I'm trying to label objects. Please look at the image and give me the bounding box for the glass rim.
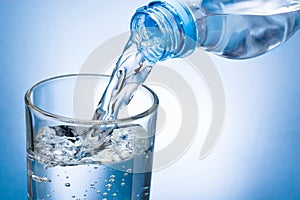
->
[25,73,159,125]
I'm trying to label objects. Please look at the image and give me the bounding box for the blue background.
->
[0,1,299,199]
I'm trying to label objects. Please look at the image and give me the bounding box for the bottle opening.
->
[130,1,198,61]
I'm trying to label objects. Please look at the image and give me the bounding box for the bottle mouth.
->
[130,1,198,61]
[130,2,171,62]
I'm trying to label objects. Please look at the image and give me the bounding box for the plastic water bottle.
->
[130,0,300,61]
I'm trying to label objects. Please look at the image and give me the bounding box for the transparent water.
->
[27,160,152,200]
[28,125,154,200]
[93,40,154,121]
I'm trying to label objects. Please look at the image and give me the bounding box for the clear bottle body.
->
[187,0,300,58]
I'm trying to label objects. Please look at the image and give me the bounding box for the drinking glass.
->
[25,74,158,200]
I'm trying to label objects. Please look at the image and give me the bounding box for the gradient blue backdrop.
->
[0,1,299,199]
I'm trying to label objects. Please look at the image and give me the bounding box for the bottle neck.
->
[130,0,198,62]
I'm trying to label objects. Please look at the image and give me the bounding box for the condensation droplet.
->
[112,193,117,197]
[127,169,132,173]
[123,173,128,176]
[97,190,101,194]
[103,192,108,196]
[121,182,125,187]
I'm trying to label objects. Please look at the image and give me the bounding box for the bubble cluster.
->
[34,125,151,168]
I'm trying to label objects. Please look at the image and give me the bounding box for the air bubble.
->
[65,183,71,187]
[143,186,149,190]
[32,174,51,183]
[106,183,112,190]
[109,179,115,183]
[110,175,115,179]
[103,192,108,196]
[28,171,51,183]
